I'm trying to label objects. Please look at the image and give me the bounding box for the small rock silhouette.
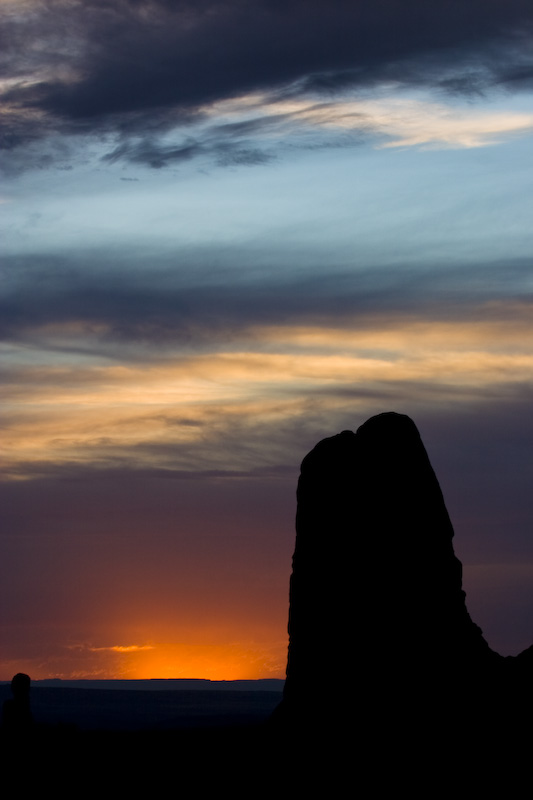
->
[2,673,33,736]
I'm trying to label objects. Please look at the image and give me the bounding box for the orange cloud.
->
[4,314,533,476]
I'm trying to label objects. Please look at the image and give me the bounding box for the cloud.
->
[2,0,532,170]
[3,278,532,481]
[92,91,533,169]
[2,254,532,351]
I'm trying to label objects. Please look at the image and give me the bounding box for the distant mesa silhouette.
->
[274,412,533,740]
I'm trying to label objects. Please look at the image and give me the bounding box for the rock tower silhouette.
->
[277,412,533,740]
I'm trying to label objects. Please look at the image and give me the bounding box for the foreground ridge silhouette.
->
[274,412,533,744]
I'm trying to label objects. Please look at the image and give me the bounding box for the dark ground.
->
[0,683,288,792]
[0,682,527,793]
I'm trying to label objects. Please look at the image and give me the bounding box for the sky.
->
[1,0,533,681]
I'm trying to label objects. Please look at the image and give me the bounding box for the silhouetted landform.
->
[1,673,33,735]
[274,412,533,751]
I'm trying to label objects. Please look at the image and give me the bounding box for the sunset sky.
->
[2,0,533,680]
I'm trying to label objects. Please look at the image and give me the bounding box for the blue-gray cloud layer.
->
[2,252,531,350]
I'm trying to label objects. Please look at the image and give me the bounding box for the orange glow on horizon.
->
[0,640,288,682]
[115,642,286,681]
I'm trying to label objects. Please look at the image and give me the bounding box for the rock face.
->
[278,412,532,736]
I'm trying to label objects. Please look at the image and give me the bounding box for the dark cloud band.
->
[2,254,532,349]
[2,0,532,161]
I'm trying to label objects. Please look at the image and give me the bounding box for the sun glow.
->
[8,641,287,682]
[114,642,286,681]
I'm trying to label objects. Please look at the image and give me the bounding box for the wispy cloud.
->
[205,91,533,149]
[97,91,533,170]
[4,307,533,477]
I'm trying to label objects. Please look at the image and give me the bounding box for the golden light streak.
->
[3,317,533,475]
[205,92,533,150]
